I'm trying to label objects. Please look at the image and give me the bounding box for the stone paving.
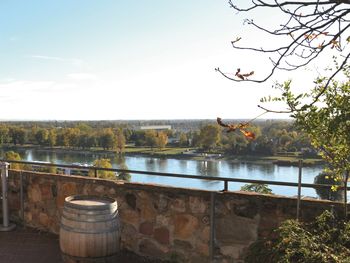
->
[0,226,62,263]
[0,226,167,263]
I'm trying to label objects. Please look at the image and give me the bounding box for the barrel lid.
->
[64,195,117,210]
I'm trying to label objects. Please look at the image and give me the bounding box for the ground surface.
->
[0,226,166,263]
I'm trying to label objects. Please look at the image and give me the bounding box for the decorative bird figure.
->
[217,117,255,140]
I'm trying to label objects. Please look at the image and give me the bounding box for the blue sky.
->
[0,1,324,120]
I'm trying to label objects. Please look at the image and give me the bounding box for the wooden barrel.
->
[60,195,120,263]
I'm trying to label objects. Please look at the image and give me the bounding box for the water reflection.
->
[157,158,168,170]
[0,147,325,197]
[196,161,219,177]
[145,158,156,171]
[114,155,131,181]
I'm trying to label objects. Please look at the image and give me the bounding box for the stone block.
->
[156,215,170,226]
[139,221,154,236]
[139,239,167,257]
[39,212,49,227]
[170,198,186,213]
[121,224,138,250]
[200,226,210,243]
[120,209,140,227]
[29,185,41,203]
[189,196,207,214]
[56,182,77,208]
[216,215,258,245]
[140,203,157,221]
[125,193,137,209]
[174,214,199,240]
[154,227,170,245]
[220,244,246,259]
[41,184,52,200]
[94,185,105,194]
[174,239,193,250]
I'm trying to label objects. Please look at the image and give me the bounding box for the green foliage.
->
[198,124,221,151]
[115,128,126,154]
[240,183,273,194]
[88,158,116,180]
[314,171,343,201]
[179,132,188,147]
[115,155,131,181]
[156,131,168,150]
[4,151,22,170]
[145,130,158,149]
[245,210,350,263]
[267,66,350,214]
[0,125,10,145]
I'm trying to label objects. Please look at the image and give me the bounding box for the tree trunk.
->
[344,171,349,220]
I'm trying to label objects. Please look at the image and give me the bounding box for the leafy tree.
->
[99,128,116,150]
[222,132,248,155]
[4,151,22,170]
[179,132,188,147]
[9,127,26,145]
[156,131,168,150]
[275,69,350,216]
[254,135,276,155]
[48,129,57,147]
[77,133,89,149]
[35,128,49,145]
[115,128,126,154]
[0,125,9,145]
[145,130,158,149]
[88,158,115,180]
[314,171,343,202]
[198,124,221,151]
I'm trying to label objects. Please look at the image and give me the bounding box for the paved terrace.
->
[0,226,165,263]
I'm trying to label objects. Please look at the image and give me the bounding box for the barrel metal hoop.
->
[63,206,118,216]
[60,222,120,234]
[61,210,119,223]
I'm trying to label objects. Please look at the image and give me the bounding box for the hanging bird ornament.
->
[235,68,254,80]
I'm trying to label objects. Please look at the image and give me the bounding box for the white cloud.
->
[67,73,97,81]
[29,55,83,67]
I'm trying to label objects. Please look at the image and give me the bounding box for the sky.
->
[0,0,335,120]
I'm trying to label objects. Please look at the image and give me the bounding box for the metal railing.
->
[0,159,348,262]
[1,159,349,192]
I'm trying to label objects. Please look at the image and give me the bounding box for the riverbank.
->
[0,144,324,166]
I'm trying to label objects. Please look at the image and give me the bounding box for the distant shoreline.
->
[0,144,324,167]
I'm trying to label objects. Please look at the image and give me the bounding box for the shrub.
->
[245,210,350,263]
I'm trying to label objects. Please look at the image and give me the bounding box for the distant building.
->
[140,125,171,131]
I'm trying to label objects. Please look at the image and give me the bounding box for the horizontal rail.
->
[1,159,349,190]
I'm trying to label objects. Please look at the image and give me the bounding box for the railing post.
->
[94,168,98,178]
[20,171,24,222]
[223,180,228,192]
[296,160,303,221]
[209,192,216,262]
[0,162,16,231]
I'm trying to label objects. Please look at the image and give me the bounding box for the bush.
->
[245,210,350,263]
[314,171,343,201]
[240,183,273,194]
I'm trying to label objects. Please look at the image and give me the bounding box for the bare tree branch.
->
[219,0,350,89]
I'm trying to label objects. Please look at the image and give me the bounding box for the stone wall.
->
[4,170,345,262]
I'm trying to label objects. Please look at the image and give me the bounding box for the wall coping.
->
[9,169,345,207]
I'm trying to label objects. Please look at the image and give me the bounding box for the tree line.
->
[0,120,314,156]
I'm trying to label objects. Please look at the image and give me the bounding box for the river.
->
[0,148,326,198]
